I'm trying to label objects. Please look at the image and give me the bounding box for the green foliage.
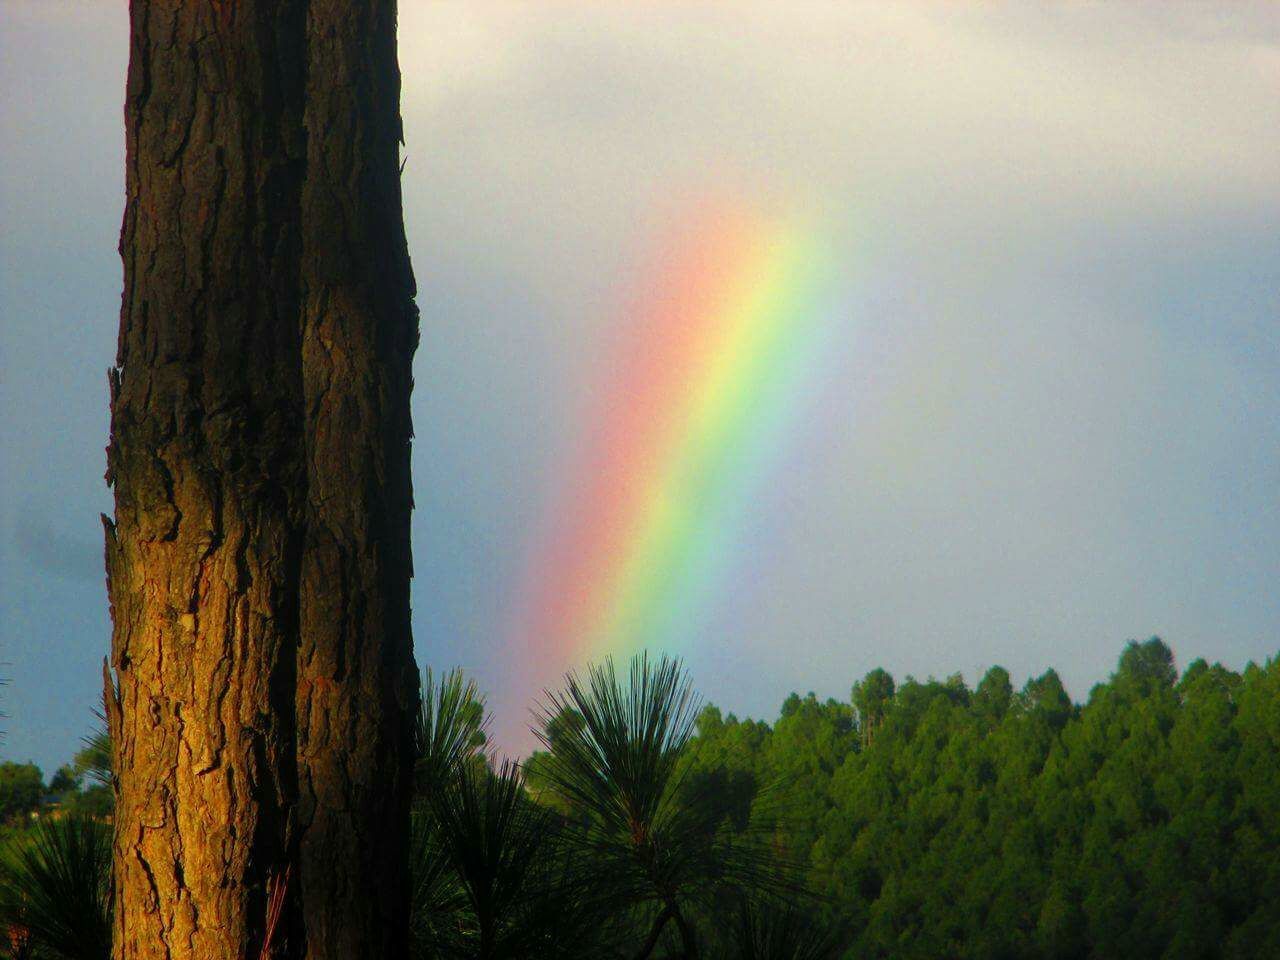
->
[0,764,44,823]
[416,668,488,795]
[533,654,701,868]
[0,816,111,960]
[973,666,1012,722]
[689,638,1280,959]
[531,654,783,956]
[417,759,606,959]
[712,897,848,960]
[410,669,626,959]
[410,655,822,959]
[408,807,467,954]
[60,787,112,821]
[45,769,77,798]
[11,641,1277,960]
[71,727,111,789]
[851,669,894,748]
[32,721,116,821]
[522,707,588,820]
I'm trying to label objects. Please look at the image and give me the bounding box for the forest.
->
[2,637,1276,959]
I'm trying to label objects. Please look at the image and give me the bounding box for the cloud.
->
[399,1,1280,267]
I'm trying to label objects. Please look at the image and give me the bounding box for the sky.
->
[2,1,1278,771]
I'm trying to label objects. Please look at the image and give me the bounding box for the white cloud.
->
[399,0,1280,267]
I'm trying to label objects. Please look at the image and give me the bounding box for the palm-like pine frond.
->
[534,655,698,850]
[420,759,621,959]
[72,717,111,788]
[416,668,488,795]
[431,760,548,953]
[408,807,469,959]
[716,896,848,960]
[0,816,111,960]
[532,654,809,958]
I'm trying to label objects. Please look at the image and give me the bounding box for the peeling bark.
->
[107,2,416,958]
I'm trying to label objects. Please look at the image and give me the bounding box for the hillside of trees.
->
[2,638,1277,959]
[672,638,1280,958]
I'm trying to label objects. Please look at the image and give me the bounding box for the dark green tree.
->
[534,655,797,959]
[0,763,43,822]
[851,669,895,748]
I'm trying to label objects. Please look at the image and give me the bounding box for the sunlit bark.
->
[106,3,416,958]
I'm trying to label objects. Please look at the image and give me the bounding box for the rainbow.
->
[509,201,849,679]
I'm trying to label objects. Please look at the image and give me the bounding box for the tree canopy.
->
[691,639,1280,958]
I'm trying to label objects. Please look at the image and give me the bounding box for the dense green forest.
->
[671,639,1280,958]
[2,638,1278,959]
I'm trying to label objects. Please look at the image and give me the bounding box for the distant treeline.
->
[643,639,1280,958]
[0,730,111,825]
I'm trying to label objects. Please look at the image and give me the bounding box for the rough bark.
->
[107,3,308,957]
[106,2,417,959]
[294,1,419,958]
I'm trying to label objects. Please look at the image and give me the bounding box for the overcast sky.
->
[2,2,1278,771]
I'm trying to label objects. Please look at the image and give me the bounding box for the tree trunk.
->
[294,1,419,958]
[106,4,308,957]
[106,2,417,958]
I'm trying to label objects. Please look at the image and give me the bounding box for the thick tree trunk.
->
[106,2,417,959]
[294,2,419,958]
[106,4,308,957]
